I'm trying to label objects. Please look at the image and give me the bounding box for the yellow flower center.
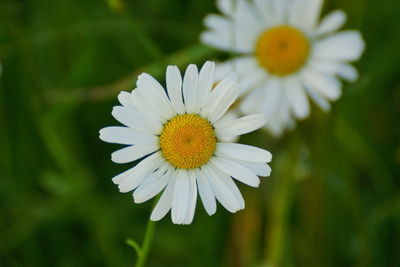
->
[159,114,216,169]
[255,25,310,76]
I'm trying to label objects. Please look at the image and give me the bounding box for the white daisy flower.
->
[201,0,365,136]
[99,61,272,225]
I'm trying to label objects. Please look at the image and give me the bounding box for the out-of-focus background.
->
[1,0,399,266]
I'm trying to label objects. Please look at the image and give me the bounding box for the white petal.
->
[203,164,244,213]
[309,60,359,82]
[238,160,271,177]
[197,168,217,215]
[215,57,265,95]
[336,63,358,82]
[214,111,240,142]
[99,126,157,145]
[215,114,266,138]
[254,0,278,26]
[217,0,234,15]
[201,76,238,124]
[240,87,264,114]
[150,173,176,221]
[212,157,260,187]
[117,152,162,192]
[133,166,171,204]
[313,31,365,62]
[112,106,162,134]
[118,91,134,106]
[239,69,268,96]
[302,68,342,100]
[284,76,310,119]
[171,170,195,224]
[316,10,347,36]
[201,15,235,52]
[273,0,289,24]
[111,144,158,164]
[217,143,272,163]
[289,0,323,32]
[130,90,161,121]
[301,74,331,111]
[260,77,283,118]
[184,170,198,224]
[136,73,175,121]
[166,65,185,114]
[197,61,215,108]
[182,64,199,113]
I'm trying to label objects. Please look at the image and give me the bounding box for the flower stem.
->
[134,218,156,267]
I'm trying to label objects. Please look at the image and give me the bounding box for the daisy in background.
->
[201,0,365,136]
[99,61,272,225]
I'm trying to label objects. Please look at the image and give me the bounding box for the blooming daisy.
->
[201,0,365,135]
[99,61,272,225]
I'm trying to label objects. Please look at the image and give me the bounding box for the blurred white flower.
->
[99,61,272,225]
[201,0,365,136]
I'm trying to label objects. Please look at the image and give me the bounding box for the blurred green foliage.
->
[0,0,399,266]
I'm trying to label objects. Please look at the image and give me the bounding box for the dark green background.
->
[1,0,399,266]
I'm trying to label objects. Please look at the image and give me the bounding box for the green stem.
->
[264,141,298,266]
[135,218,156,267]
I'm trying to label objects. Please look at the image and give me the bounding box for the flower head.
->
[201,0,365,136]
[99,61,272,224]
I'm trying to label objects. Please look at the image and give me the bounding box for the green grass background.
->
[0,0,399,266]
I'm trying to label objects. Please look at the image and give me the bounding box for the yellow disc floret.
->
[159,114,216,169]
[256,25,310,76]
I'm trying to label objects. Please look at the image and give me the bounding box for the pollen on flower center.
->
[256,25,310,76]
[159,114,216,169]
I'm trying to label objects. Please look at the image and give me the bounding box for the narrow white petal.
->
[260,78,283,118]
[313,31,365,62]
[99,126,157,145]
[254,0,278,26]
[197,61,215,108]
[197,168,217,215]
[337,63,358,82]
[215,56,258,81]
[215,114,266,138]
[316,10,347,36]
[150,173,176,221]
[217,0,234,15]
[234,0,265,35]
[182,64,199,113]
[111,144,158,164]
[166,65,185,114]
[273,0,289,24]
[309,60,359,82]
[214,112,240,142]
[240,87,264,114]
[133,166,171,204]
[184,170,197,224]
[290,0,323,32]
[200,30,235,52]
[217,143,272,163]
[117,152,162,192]
[302,68,342,100]
[203,164,244,213]
[136,73,175,121]
[112,106,162,134]
[171,170,191,224]
[301,72,331,111]
[118,91,134,106]
[284,76,310,119]
[201,77,238,124]
[130,90,161,121]
[239,69,267,96]
[238,161,271,177]
[212,157,260,187]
